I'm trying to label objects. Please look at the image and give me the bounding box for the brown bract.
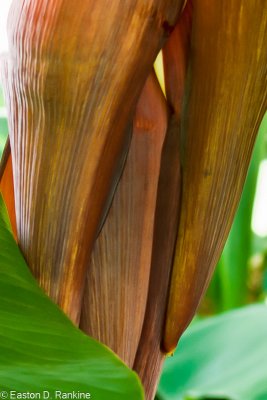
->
[2,0,266,396]
[80,71,168,368]
[163,0,267,353]
[1,0,184,324]
[133,115,181,399]
[132,3,192,397]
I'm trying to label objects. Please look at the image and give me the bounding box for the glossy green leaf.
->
[157,304,267,400]
[0,195,144,399]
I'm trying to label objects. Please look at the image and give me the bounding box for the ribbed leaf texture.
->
[1,0,184,324]
[80,72,168,368]
[163,0,267,352]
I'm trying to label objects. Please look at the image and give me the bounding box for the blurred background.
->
[1,3,267,399]
[0,0,10,157]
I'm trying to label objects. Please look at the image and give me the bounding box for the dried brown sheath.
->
[164,1,267,353]
[1,0,184,323]
[133,115,181,399]
[133,5,192,398]
[80,72,168,368]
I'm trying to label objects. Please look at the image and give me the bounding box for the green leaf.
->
[0,195,144,399]
[157,304,267,400]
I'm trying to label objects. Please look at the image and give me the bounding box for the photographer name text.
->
[0,391,91,400]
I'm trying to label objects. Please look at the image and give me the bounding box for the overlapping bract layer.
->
[1,1,267,399]
[1,0,184,324]
[163,0,267,352]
